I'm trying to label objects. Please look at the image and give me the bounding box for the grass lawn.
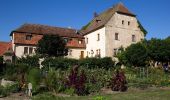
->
[62,88,170,100]
[65,89,170,100]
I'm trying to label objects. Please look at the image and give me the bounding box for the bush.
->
[111,70,128,92]
[65,66,88,96]
[42,57,78,70]
[7,82,20,93]
[0,86,10,97]
[17,55,39,67]
[79,57,114,69]
[27,68,41,94]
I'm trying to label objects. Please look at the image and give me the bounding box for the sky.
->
[0,0,170,42]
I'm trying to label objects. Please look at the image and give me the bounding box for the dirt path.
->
[0,93,30,100]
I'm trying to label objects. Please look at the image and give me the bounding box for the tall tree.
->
[118,42,149,67]
[147,38,170,63]
[36,35,68,57]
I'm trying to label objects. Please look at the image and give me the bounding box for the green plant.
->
[17,55,39,67]
[0,86,10,97]
[42,57,78,70]
[79,57,114,69]
[27,68,41,94]
[36,34,68,57]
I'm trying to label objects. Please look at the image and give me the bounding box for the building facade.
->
[10,24,86,59]
[81,3,144,58]
[10,3,145,60]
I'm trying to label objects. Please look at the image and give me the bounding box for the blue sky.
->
[0,0,170,42]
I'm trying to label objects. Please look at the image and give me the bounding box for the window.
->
[78,40,82,44]
[91,50,94,57]
[86,38,88,44]
[96,50,98,55]
[26,35,32,40]
[132,35,136,42]
[115,33,119,40]
[29,47,33,54]
[97,34,100,41]
[128,21,130,26]
[122,20,124,25]
[113,49,117,56]
[24,47,28,54]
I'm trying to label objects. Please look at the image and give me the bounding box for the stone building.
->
[9,3,145,60]
[10,24,86,59]
[81,3,144,58]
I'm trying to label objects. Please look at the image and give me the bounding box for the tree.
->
[123,42,148,67]
[36,35,68,57]
[147,38,170,63]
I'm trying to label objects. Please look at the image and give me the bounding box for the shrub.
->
[0,86,10,97]
[111,70,128,92]
[17,55,39,67]
[27,68,41,94]
[79,57,114,69]
[7,82,20,93]
[65,66,88,96]
[42,57,78,70]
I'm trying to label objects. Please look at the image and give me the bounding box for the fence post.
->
[143,67,145,78]
[49,62,51,71]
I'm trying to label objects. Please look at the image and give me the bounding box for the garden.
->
[0,35,170,100]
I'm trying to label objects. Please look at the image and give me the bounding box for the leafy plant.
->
[65,66,88,95]
[27,68,41,94]
[42,57,78,70]
[111,70,128,92]
[17,55,39,67]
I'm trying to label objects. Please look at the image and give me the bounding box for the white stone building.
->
[81,3,145,58]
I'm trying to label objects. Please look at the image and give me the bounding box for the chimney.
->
[94,12,98,18]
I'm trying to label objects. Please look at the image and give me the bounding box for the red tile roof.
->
[0,42,12,56]
[11,24,84,38]
[81,3,135,35]
[14,33,43,45]
[12,24,86,48]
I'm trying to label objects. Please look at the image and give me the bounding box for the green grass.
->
[32,88,170,100]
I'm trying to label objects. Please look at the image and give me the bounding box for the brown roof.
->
[13,32,86,48]
[0,42,12,56]
[11,24,84,38]
[13,33,43,45]
[81,3,135,35]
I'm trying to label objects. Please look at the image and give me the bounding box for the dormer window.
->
[96,19,101,23]
[26,35,32,40]
[78,40,82,44]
